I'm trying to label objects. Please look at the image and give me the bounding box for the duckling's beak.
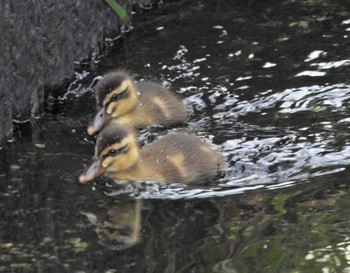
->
[79,159,105,184]
[87,107,111,135]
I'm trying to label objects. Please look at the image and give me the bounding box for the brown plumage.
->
[80,123,226,184]
[87,71,188,135]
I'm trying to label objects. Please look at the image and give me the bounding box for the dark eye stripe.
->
[110,88,129,102]
[102,145,128,159]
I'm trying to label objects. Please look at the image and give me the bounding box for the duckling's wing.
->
[136,82,188,126]
[141,133,226,184]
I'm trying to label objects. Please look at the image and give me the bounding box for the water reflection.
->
[81,198,142,250]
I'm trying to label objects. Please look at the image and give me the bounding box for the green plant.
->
[105,0,130,23]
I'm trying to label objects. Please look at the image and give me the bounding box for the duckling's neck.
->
[112,157,164,182]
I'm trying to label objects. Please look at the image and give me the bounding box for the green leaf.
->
[105,0,130,22]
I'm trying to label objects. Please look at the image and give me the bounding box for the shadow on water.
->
[1,0,350,272]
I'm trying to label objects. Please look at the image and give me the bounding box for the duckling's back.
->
[141,133,226,184]
[133,82,188,127]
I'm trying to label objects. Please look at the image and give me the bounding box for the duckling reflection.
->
[80,123,227,184]
[87,71,188,135]
[81,198,142,250]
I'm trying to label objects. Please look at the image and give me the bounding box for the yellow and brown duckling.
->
[80,123,226,184]
[87,71,188,135]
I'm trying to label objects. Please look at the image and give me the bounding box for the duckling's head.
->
[87,71,138,135]
[80,123,140,184]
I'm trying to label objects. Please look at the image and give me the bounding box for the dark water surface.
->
[1,0,350,272]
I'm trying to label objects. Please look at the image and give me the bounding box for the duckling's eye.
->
[104,145,128,159]
[111,88,128,102]
[108,145,128,157]
[109,149,117,156]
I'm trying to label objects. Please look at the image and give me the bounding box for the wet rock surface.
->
[0,0,156,143]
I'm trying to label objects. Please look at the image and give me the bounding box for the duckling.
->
[80,123,226,184]
[87,71,188,135]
